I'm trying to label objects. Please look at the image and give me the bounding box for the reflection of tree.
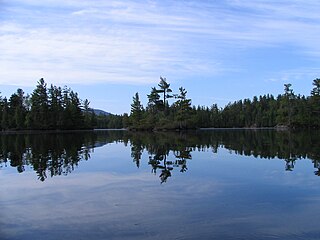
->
[148,147,192,183]
[1,129,320,181]
[285,157,296,171]
[312,160,320,176]
[127,129,320,180]
[145,148,191,183]
[0,130,126,181]
[148,147,172,183]
[174,148,191,173]
[149,155,173,184]
[160,168,172,183]
[131,141,143,168]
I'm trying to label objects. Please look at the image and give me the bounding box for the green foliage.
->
[130,92,144,128]
[28,78,49,129]
[157,76,173,111]
[0,78,97,130]
[147,87,161,113]
[127,78,320,130]
[1,98,9,130]
[310,79,320,127]
[174,87,192,129]
[128,77,193,130]
[0,77,319,131]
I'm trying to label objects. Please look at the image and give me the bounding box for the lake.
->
[1,129,320,240]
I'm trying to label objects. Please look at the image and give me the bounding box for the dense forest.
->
[0,78,122,130]
[127,77,320,130]
[1,77,319,131]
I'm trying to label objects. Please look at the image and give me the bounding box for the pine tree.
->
[130,92,143,127]
[9,89,26,129]
[1,98,9,130]
[157,76,173,112]
[83,99,92,128]
[147,87,161,113]
[29,78,49,129]
[48,85,63,129]
[175,87,191,129]
[310,78,320,127]
[277,83,295,127]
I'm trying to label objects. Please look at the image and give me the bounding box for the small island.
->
[126,77,320,130]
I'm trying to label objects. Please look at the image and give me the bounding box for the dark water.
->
[1,129,320,240]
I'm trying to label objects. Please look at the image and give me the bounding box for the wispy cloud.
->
[1,0,320,87]
[267,67,320,83]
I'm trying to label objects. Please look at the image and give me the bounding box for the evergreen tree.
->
[157,76,173,112]
[147,87,161,113]
[175,87,192,129]
[284,83,295,126]
[310,78,320,127]
[311,78,320,96]
[9,89,26,129]
[69,90,84,128]
[28,78,49,129]
[277,83,295,127]
[210,104,221,127]
[130,92,143,127]
[48,85,63,129]
[1,98,9,130]
[83,99,92,128]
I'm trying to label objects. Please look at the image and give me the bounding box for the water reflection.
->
[0,129,320,182]
[148,147,191,183]
[0,131,124,181]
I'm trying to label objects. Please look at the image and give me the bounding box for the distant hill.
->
[91,109,111,116]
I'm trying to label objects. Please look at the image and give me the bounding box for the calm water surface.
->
[1,130,320,240]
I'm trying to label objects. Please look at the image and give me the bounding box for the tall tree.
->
[48,85,63,129]
[28,78,49,129]
[310,78,320,127]
[69,90,84,128]
[175,87,192,129]
[284,83,295,126]
[83,99,92,128]
[9,89,26,129]
[311,78,320,96]
[1,98,9,130]
[277,83,295,127]
[157,76,173,111]
[61,88,84,129]
[147,87,161,113]
[130,92,143,127]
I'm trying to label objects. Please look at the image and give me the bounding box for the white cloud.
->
[267,67,320,83]
[1,0,320,87]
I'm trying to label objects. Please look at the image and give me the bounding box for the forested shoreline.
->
[1,77,319,131]
[127,77,320,130]
[0,78,121,130]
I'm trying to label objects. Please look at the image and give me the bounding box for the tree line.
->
[128,77,320,129]
[1,77,319,131]
[0,78,123,130]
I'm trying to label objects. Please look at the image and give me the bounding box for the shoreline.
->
[0,128,130,135]
[2,126,313,135]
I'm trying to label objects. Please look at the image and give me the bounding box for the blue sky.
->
[1,0,320,114]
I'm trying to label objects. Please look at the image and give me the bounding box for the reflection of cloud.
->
[0,171,223,239]
[2,168,319,240]
[2,147,320,239]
